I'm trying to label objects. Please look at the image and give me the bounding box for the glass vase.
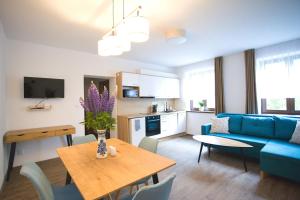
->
[96,129,108,159]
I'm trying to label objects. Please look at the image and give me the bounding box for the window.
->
[261,98,300,115]
[182,67,215,111]
[256,52,300,115]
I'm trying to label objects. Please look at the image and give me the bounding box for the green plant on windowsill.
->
[198,101,205,111]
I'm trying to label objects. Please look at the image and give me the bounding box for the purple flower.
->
[80,82,115,115]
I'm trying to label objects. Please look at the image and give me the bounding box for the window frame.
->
[261,98,300,115]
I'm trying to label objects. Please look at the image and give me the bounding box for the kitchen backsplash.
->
[117,98,176,116]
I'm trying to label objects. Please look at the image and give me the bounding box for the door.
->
[84,77,110,138]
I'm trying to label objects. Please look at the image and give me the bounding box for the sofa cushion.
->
[241,116,274,138]
[260,139,300,182]
[274,116,297,140]
[261,139,300,161]
[290,121,300,144]
[217,113,242,133]
[210,117,229,133]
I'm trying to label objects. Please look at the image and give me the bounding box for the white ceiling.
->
[0,0,300,67]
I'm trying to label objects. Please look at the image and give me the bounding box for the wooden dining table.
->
[56,138,176,200]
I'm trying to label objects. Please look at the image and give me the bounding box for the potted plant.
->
[198,100,204,111]
[80,82,115,158]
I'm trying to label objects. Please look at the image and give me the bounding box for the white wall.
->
[186,112,215,135]
[5,39,174,167]
[223,52,246,113]
[175,53,246,113]
[0,21,7,187]
[175,53,246,134]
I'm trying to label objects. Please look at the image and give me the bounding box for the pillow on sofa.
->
[210,117,229,133]
[217,113,242,133]
[290,121,300,144]
[241,116,274,138]
[274,116,297,140]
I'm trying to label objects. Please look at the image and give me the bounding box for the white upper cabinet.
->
[162,77,180,99]
[122,72,140,87]
[140,75,180,99]
[139,75,157,97]
[118,72,180,99]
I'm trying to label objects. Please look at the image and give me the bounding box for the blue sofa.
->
[201,113,300,183]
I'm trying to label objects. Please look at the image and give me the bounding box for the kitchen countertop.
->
[119,110,186,119]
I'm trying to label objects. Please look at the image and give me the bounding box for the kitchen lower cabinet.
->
[176,111,186,134]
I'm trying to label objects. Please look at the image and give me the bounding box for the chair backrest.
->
[73,134,97,145]
[138,137,158,153]
[20,162,54,200]
[133,174,176,200]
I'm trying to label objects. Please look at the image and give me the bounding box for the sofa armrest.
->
[201,123,211,135]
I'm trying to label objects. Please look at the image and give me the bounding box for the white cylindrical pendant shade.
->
[116,22,131,52]
[98,34,124,56]
[98,39,110,56]
[125,16,149,43]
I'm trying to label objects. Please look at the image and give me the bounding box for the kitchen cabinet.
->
[176,112,186,133]
[121,72,140,87]
[116,72,180,99]
[139,75,157,97]
[160,113,178,137]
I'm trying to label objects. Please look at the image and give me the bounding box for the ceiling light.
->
[165,28,187,45]
[125,15,149,43]
[98,1,149,56]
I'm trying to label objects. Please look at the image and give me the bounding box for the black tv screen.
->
[24,77,64,98]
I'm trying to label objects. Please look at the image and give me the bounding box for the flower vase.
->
[96,130,108,159]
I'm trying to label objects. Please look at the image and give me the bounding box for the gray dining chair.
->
[131,137,159,189]
[65,134,97,185]
[72,134,97,145]
[115,137,159,199]
[20,162,83,200]
[121,174,176,200]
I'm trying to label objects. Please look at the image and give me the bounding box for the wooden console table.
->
[3,125,75,181]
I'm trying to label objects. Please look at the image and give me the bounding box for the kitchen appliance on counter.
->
[151,104,158,113]
[145,115,161,136]
[123,86,139,98]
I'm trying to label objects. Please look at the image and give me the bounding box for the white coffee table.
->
[193,135,253,172]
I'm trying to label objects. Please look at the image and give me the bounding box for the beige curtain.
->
[245,49,258,114]
[214,57,225,114]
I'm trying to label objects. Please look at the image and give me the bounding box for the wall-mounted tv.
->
[24,77,64,98]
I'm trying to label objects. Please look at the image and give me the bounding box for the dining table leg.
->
[152,173,159,184]
[65,172,71,185]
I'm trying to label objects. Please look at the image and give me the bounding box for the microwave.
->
[123,87,139,98]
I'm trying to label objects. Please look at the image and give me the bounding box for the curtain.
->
[214,57,224,114]
[245,49,258,114]
[182,67,215,109]
[256,51,300,101]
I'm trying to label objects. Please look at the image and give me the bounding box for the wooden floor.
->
[1,135,300,200]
